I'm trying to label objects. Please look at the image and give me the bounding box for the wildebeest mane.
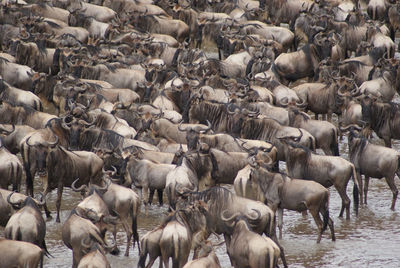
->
[369,102,394,132]
[81,128,124,153]
[186,186,234,215]
[189,101,228,130]
[240,118,278,141]
[348,131,369,163]
[35,39,47,55]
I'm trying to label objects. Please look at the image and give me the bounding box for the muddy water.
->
[12,134,393,268]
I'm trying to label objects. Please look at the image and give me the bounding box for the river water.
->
[4,133,395,268]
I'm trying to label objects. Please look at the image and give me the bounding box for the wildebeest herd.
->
[0,0,399,267]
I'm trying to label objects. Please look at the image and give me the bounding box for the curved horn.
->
[198,120,212,133]
[221,210,240,222]
[0,124,15,135]
[295,98,308,108]
[46,132,59,147]
[7,192,22,209]
[294,129,304,142]
[86,208,100,223]
[62,115,72,130]
[81,237,93,250]
[178,121,191,132]
[96,177,111,191]
[227,103,238,115]
[25,136,35,147]
[71,178,88,192]
[339,123,363,132]
[246,208,261,221]
[279,97,289,108]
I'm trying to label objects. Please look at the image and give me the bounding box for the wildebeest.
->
[77,240,111,268]
[240,117,316,163]
[159,200,211,268]
[165,150,214,209]
[221,212,281,268]
[62,208,114,268]
[126,155,176,210]
[360,96,400,147]
[344,126,400,210]
[0,79,43,110]
[182,187,287,268]
[0,238,43,268]
[0,101,57,129]
[39,144,104,222]
[182,239,222,268]
[102,178,141,256]
[138,227,163,268]
[5,193,49,267]
[274,32,333,81]
[281,140,359,219]
[0,136,24,191]
[234,163,335,242]
[292,80,347,121]
[287,108,339,155]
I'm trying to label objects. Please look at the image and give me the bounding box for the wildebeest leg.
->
[384,176,398,210]
[122,220,132,256]
[110,225,120,255]
[56,181,64,223]
[309,207,323,243]
[149,189,155,205]
[336,184,350,219]
[143,186,149,215]
[157,189,163,206]
[314,113,319,120]
[328,217,336,241]
[356,171,364,205]
[277,208,283,239]
[364,176,370,205]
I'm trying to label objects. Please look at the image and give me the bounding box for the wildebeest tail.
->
[332,128,339,156]
[260,251,271,268]
[21,143,33,196]
[131,201,140,253]
[397,155,400,173]
[173,234,180,268]
[42,240,52,258]
[351,164,360,215]
[137,240,147,268]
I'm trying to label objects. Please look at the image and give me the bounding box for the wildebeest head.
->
[6,192,45,211]
[220,209,261,235]
[25,134,59,177]
[312,32,333,60]
[178,120,212,150]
